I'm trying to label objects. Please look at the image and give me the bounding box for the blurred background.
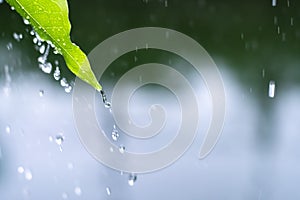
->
[1,0,300,199]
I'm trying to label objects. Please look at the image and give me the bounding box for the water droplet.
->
[287,0,290,7]
[273,16,278,25]
[272,0,277,7]
[291,17,294,26]
[49,136,53,142]
[106,187,111,196]
[128,174,137,186]
[39,90,44,97]
[55,134,64,151]
[74,187,82,196]
[64,85,72,93]
[0,0,3,4]
[6,42,13,50]
[67,162,74,170]
[134,56,138,62]
[268,80,276,98]
[24,169,33,181]
[262,69,265,78]
[13,32,23,42]
[17,166,25,174]
[53,67,60,80]
[145,43,148,49]
[111,129,119,141]
[282,32,286,41]
[10,6,15,10]
[60,78,68,87]
[5,125,11,134]
[119,145,125,154]
[39,62,52,74]
[164,0,168,7]
[62,192,68,199]
[39,44,46,54]
[55,135,64,145]
[277,26,280,34]
[23,18,30,25]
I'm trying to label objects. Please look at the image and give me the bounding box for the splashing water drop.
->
[128,174,137,186]
[268,80,276,98]
[106,187,111,196]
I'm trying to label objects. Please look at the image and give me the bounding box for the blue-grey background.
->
[1,0,300,199]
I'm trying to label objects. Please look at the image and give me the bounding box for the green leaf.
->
[6,0,102,91]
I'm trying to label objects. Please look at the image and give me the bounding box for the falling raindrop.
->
[13,32,23,42]
[272,0,277,7]
[74,186,82,196]
[6,42,13,50]
[268,80,276,98]
[67,162,74,170]
[62,192,68,199]
[5,125,11,134]
[17,166,25,174]
[128,174,137,186]
[290,17,294,26]
[24,169,33,181]
[164,0,168,7]
[106,187,111,196]
[262,69,265,78]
